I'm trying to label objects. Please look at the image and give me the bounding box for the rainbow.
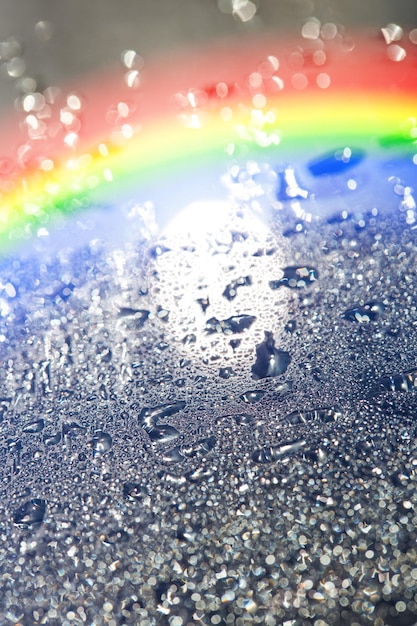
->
[0,31,416,252]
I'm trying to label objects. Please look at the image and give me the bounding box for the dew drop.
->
[206,314,256,335]
[222,276,252,301]
[117,308,150,328]
[378,369,417,392]
[146,424,180,443]
[252,439,306,464]
[185,467,215,482]
[284,407,340,425]
[161,472,187,486]
[22,419,44,434]
[138,401,186,428]
[123,482,146,501]
[277,166,309,201]
[251,332,291,380]
[219,367,235,379]
[234,413,256,426]
[182,333,196,345]
[44,432,61,446]
[285,320,297,334]
[343,301,385,323]
[89,431,112,457]
[162,446,185,464]
[181,435,216,458]
[62,422,86,437]
[13,499,46,528]
[239,389,266,404]
[197,297,210,312]
[269,266,318,290]
[308,147,365,177]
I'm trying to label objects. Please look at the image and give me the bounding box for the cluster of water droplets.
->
[1,16,417,626]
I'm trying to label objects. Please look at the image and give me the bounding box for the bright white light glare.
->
[153,197,283,350]
[163,200,268,243]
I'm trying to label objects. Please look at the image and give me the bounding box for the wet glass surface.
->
[0,3,417,625]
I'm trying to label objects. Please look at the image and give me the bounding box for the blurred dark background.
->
[0,0,416,113]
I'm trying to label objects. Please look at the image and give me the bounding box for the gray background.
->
[0,0,416,113]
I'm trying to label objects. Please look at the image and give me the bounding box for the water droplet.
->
[239,390,266,404]
[181,435,216,458]
[234,413,256,426]
[13,499,46,528]
[355,437,374,454]
[304,445,328,464]
[146,424,180,443]
[138,401,186,428]
[252,332,291,380]
[177,524,197,542]
[44,432,61,446]
[117,307,150,328]
[378,369,417,392]
[219,367,235,379]
[308,147,365,177]
[22,419,44,433]
[161,472,187,486]
[89,431,112,456]
[343,301,385,323]
[277,166,309,201]
[229,339,241,351]
[162,447,185,464]
[185,467,215,482]
[252,439,307,464]
[222,276,252,301]
[206,315,256,335]
[123,482,147,501]
[182,333,196,345]
[101,528,129,546]
[197,297,210,312]
[62,422,86,437]
[269,266,318,289]
[7,438,22,452]
[284,407,340,425]
[285,320,297,333]
[194,375,207,388]
[149,244,170,258]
